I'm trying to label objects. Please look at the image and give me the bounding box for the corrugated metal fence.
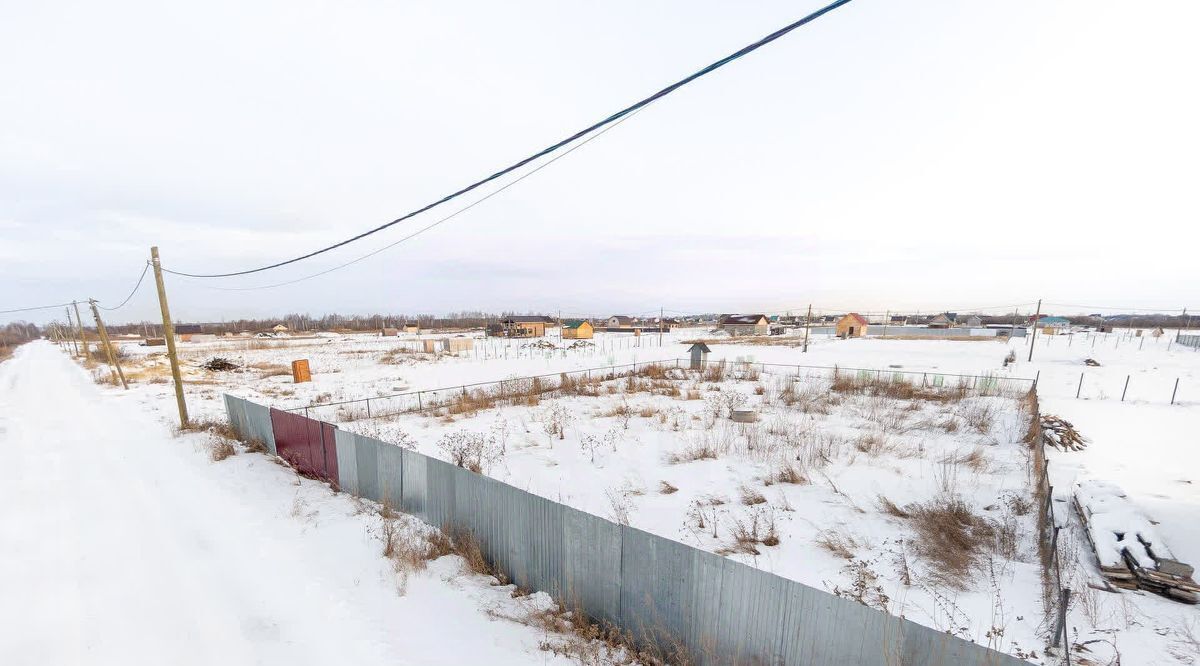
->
[1179,334,1200,349]
[223,393,1029,666]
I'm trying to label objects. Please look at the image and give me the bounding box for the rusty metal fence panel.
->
[225,394,1031,666]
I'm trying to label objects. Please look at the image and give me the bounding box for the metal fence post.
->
[417,391,422,410]
[1121,375,1130,402]
[1076,373,1083,399]
[1171,378,1179,405]
[366,398,371,419]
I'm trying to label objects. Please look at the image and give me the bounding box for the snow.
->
[1074,478,1170,570]
[0,342,581,665]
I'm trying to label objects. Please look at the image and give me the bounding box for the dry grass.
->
[831,371,970,403]
[815,528,859,559]
[250,362,291,378]
[906,494,997,587]
[208,433,237,461]
[768,462,809,485]
[876,495,911,518]
[738,484,767,505]
[664,441,718,464]
[940,446,991,473]
[658,481,679,495]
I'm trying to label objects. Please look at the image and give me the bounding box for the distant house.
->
[402,322,420,333]
[176,324,203,335]
[501,316,548,338]
[562,320,594,340]
[836,313,869,338]
[1037,316,1070,333]
[964,315,983,327]
[889,315,908,325]
[720,314,769,336]
[607,315,636,330]
[929,313,958,329]
[271,324,288,333]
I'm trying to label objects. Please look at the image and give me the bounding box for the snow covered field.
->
[57,327,1200,663]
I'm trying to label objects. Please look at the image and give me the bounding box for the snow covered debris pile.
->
[1041,414,1087,451]
[1074,479,1198,603]
[202,357,240,372]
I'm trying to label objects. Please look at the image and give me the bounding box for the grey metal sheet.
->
[424,456,458,528]
[353,435,380,502]
[714,558,792,665]
[332,430,359,495]
[376,441,404,510]
[619,526,696,650]
[242,398,276,454]
[560,505,622,626]
[400,448,427,518]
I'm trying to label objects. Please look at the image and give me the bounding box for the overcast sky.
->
[2,0,1197,324]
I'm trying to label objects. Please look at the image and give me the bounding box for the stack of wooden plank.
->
[1074,479,1198,603]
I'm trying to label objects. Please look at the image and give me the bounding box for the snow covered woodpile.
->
[1074,479,1198,603]
[1040,414,1087,451]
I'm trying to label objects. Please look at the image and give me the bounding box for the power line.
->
[177,111,640,291]
[96,262,151,310]
[1,262,153,318]
[0,301,75,316]
[163,0,856,279]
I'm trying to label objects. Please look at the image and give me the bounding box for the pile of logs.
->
[1041,414,1087,451]
[1074,480,1198,604]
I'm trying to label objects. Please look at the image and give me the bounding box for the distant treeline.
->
[99,311,548,336]
[2,322,41,346]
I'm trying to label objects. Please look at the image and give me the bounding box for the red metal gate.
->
[269,408,339,484]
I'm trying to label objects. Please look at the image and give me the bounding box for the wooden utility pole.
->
[64,306,80,356]
[659,306,664,346]
[803,304,812,353]
[72,301,91,361]
[1027,299,1042,362]
[89,300,128,389]
[151,247,189,427]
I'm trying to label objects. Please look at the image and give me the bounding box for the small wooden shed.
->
[836,313,869,338]
[562,320,594,339]
[688,342,711,370]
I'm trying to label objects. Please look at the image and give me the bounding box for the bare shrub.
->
[437,430,501,473]
[958,401,997,434]
[831,559,890,611]
[605,487,634,525]
[719,506,780,554]
[658,481,679,495]
[540,404,573,443]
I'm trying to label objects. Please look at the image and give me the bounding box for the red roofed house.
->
[836,313,869,338]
